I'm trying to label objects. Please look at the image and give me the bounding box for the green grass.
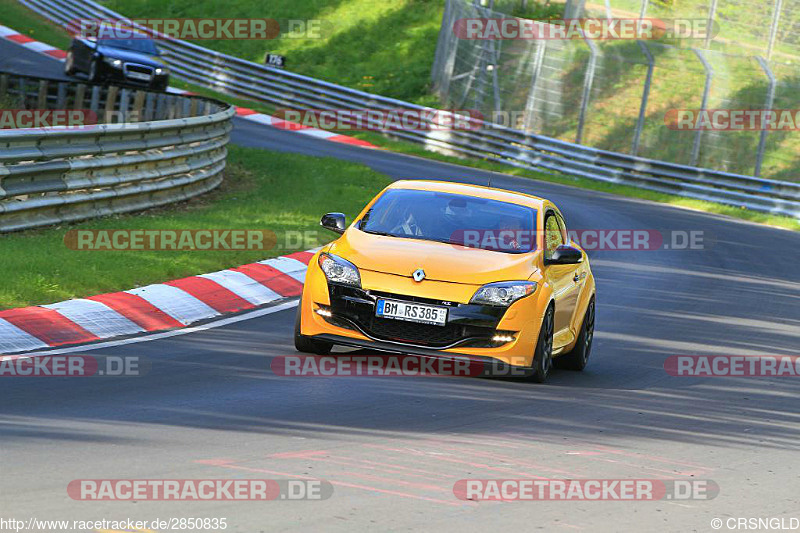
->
[0,145,391,309]
[0,0,72,49]
[101,0,445,106]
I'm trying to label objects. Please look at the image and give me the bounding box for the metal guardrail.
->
[0,71,234,232]
[18,0,800,219]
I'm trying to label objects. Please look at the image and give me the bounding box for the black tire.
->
[64,51,76,76]
[558,298,595,371]
[294,301,333,355]
[528,304,554,383]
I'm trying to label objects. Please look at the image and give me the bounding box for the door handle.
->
[573,273,581,283]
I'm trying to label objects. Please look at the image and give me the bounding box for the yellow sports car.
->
[294,180,596,382]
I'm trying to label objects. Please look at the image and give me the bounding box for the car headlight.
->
[155,67,169,75]
[318,253,361,287]
[470,281,537,307]
[103,57,123,68]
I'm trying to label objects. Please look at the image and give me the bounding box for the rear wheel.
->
[528,305,554,383]
[294,300,333,355]
[558,298,595,371]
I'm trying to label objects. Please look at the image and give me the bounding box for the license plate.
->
[376,299,448,326]
[127,71,152,81]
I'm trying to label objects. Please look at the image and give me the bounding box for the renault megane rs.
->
[294,180,596,382]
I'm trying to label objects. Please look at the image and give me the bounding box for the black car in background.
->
[64,37,170,91]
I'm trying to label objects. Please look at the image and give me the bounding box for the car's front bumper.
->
[299,254,548,368]
[97,63,169,90]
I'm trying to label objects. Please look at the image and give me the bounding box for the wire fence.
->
[432,0,800,182]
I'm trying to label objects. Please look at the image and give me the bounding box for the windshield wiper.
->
[361,229,396,237]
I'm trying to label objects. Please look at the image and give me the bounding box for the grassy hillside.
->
[101,0,445,106]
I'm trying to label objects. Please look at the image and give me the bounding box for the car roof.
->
[387,180,548,210]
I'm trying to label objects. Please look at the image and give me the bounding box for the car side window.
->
[544,213,564,260]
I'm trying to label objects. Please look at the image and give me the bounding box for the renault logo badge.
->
[412,269,425,282]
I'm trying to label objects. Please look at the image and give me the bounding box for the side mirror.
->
[546,244,583,265]
[320,212,346,234]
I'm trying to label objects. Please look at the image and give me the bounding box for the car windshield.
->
[103,38,160,56]
[358,188,537,253]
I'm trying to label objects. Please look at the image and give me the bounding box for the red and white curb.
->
[0,251,315,355]
[0,24,377,149]
[0,24,66,59]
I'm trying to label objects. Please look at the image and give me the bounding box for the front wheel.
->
[294,301,333,355]
[528,305,554,383]
[558,298,595,371]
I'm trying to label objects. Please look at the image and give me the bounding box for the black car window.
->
[103,38,160,56]
[358,188,537,254]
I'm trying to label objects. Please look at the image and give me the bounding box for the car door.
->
[543,211,581,347]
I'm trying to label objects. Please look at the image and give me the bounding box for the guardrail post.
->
[0,74,8,100]
[155,93,166,120]
[74,84,86,109]
[17,77,26,108]
[183,98,191,118]
[189,98,198,117]
[631,40,654,156]
[754,56,776,177]
[167,95,177,119]
[132,91,146,123]
[575,36,599,145]
[691,48,713,166]
[37,80,48,109]
[144,92,155,121]
[56,82,67,109]
[104,86,119,123]
[89,85,101,116]
[766,0,784,61]
[119,88,130,123]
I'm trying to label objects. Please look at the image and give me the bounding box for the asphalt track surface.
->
[2,40,799,532]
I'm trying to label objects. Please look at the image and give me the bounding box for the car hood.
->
[96,46,165,67]
[329,228,538,286]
